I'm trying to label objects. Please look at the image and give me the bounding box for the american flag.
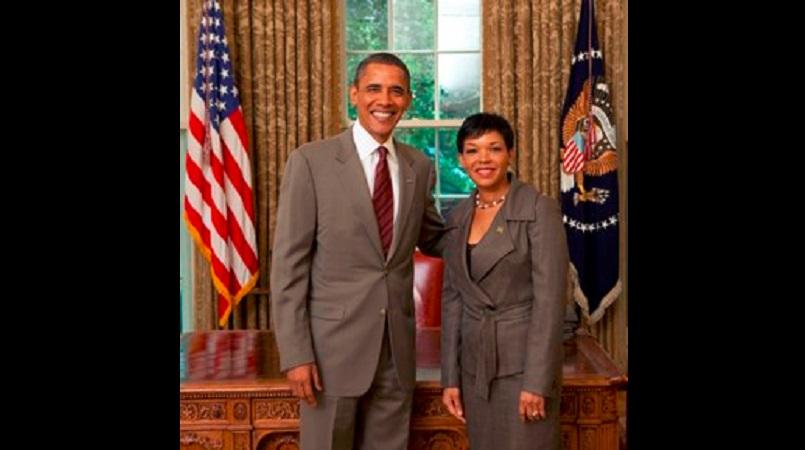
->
[184,0,259,327]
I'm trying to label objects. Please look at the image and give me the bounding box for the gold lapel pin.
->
[496,226,504,234]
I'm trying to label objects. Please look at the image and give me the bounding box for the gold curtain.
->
[186,0,343,331]
[482,0,627,369]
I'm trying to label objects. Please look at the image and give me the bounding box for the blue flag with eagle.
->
[559,0,621,324]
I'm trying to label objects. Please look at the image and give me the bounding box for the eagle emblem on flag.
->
[561,76,618,206]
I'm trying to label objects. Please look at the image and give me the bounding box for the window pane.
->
[393,0,435,50]
[399,53,435,119]
[438,53,480,119]
[438,128,475,195]
[438,0,480,51]
[346,0,388,50]
[395,128,436,160]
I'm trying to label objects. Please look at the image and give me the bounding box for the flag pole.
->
[576,0,596,336]
[586,0,595,162]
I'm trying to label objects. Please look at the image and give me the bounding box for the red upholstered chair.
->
[413,250,444,368]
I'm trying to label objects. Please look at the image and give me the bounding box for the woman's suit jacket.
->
[440,176,569,400]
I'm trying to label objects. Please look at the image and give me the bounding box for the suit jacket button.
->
[380,308,387,315]
[383,269,389,276]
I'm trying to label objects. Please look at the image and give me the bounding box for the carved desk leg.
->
[253,397,300,450]
[409,385,469,450]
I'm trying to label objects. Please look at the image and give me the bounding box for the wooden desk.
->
[180,335,626,450]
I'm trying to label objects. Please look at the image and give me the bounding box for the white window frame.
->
[343,0,482,211]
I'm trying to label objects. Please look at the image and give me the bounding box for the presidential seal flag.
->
[184,0,260,327]
[559,0,621,324]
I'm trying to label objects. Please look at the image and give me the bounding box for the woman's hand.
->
[518,390,546,422]
[442,387,466,423]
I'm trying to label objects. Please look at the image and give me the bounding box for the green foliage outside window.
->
[346,0,479,216]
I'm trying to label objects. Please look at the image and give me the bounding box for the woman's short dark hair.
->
[456,112,515,153]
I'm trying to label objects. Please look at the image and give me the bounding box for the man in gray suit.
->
[270,53,446,450]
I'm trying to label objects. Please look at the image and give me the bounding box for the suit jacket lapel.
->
[387,142,415,263]
[334,129,385,261]
[456,201,497,307]
[469,210,515,282]
[470,177,536,282]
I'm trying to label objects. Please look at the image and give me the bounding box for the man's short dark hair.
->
[456,112,515,153]
[352,52,411,91]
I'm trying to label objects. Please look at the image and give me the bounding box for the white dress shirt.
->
[352,121,400,227]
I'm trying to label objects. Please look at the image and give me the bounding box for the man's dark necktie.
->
[372,146,394,258]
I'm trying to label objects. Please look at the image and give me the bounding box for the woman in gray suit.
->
[440,113,569,450]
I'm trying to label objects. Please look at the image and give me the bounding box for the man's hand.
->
[442,387,465,423]
[518,390,546,422]
[287,363,323,407]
